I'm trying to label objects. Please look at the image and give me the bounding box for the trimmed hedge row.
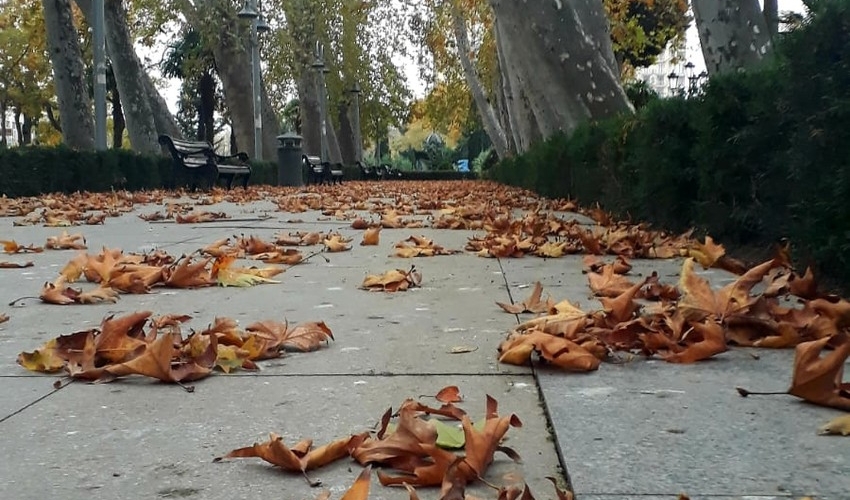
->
[488,0,850,286]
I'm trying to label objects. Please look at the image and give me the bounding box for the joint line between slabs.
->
[0,380,71,425]
[495,257,521,326]
[224,372,531,378]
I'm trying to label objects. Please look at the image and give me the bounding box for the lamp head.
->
[237,0,259,20]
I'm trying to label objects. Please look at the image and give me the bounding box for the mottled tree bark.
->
[763,0,779,39]
[74,0,179,145]
[692,0,772,75]
[450,2,508,159]
[42,0,94,149]
[490,0,631,151]
[111,85,125,149]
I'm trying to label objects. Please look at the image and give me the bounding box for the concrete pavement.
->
[0,182,847,500]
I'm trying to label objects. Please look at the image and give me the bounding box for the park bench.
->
[303,155,344,185]
[158,135,251,190]
[357,161,403,180]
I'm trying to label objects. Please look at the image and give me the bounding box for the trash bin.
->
[276,132,304,186]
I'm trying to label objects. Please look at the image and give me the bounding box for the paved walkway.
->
[0,181,847,500]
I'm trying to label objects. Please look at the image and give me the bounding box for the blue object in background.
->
[456,159,470,172]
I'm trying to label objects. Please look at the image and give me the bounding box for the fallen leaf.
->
[0,313,8,324]
[496,282,552,314]
[324,233,352,252]
[818,414,850,436]
[0,261,34,269]
[361,266,422,292]
[45,231,87,250]
[361,227,381,246]
[435,385,463,403]
[788,333,850,410]
[340,466,372,500]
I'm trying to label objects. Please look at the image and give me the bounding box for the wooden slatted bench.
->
[158,135,251,190]
[303,155,344,185]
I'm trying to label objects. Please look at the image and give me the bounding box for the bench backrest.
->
[159,135,214,160]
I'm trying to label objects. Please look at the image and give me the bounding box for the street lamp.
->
[667,71,681,96]
[312,42,330,164]
[237,0,267,161]
[92,0,106,149]
[349,82,362,165]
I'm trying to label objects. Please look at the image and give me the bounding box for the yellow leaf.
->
[360,227,381,246]
[818,414,850,436]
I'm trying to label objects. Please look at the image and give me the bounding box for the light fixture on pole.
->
[92,0,106,149]
[667,71,681,96]
[237,0,263,161]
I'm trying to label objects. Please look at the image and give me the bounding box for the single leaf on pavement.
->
[435,385,463,403]
[0,313,8,324]
[496,282,553,314]
[324,233,352,252]
[499,330,601,371]
[0,261,33,268]
[215,432,364,475]
[281,321,335,351]
[361,266,422,292]
[788,333,850,411]
[45,231,87,250]
[587,265,635,298]
[818,414,850,436]
[0,240,43,254]
[361,227,381,246]
[212,256,282,287]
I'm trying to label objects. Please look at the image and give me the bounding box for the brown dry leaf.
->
[546,477,575,500]
[587,265,635,298]
[361,227,381,246]
[60,252,88,281]
[175,211,229,223]
[340,466,372,500]
[496,282,553,314]
[435,385,463,403]
[39,278,80,305]
[45,231,87,250]
[684,236,726,269]
[0,261,33,268]
[393,235,459,258]
[499,330,601,371]
[215,432,364,477]
[324,233,352,252]
[162,256,214,288]
[77,286,120,304]
[0,240,43,254]
[281,321,335,351]
[362,266,422,292]
[0,313,8,324]
[677,258,775,323]
[663,321,728,363]
[94,330,218,384]
[788,333,850,411]
[254,249,303,265]
[94,311,152,364]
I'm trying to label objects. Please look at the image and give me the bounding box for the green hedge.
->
[488,0,850,285]
[0,146,279,197]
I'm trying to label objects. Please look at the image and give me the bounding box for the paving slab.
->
[0,375,559,500]
[0,376,60,422]
[538,347,849,499]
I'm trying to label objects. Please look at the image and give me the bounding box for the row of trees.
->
[1,0,784,163]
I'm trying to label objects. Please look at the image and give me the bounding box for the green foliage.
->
[489,0,850,286]
[623,79,660,110]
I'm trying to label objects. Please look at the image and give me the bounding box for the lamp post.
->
[237,0,269,161]
[92,0,106,150]
[349,82,362,165]
[667,71,681,97]
[312,42,330,163]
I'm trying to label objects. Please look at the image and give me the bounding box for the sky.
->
[145,1,809,114]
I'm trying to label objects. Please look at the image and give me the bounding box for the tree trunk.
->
[14,109,22,145]
[298,69,321,158]
[692,0,772,76]
[337,101,355,165]
[42,0,95,149]
[111,84,125,149]
[74,0,179,145]
[763,0,779,39]
[494,18,537,154]
[197,71,216,143]
[102,0,158,153]
[450,2,509,159]
[0,101,6,147]
[489,0,632,150]
[22,114,33,145]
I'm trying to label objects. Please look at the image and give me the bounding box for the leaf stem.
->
[736,387,787,397]
[8,296,39,306]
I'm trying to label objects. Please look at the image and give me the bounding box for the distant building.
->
[2,111,19,147]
